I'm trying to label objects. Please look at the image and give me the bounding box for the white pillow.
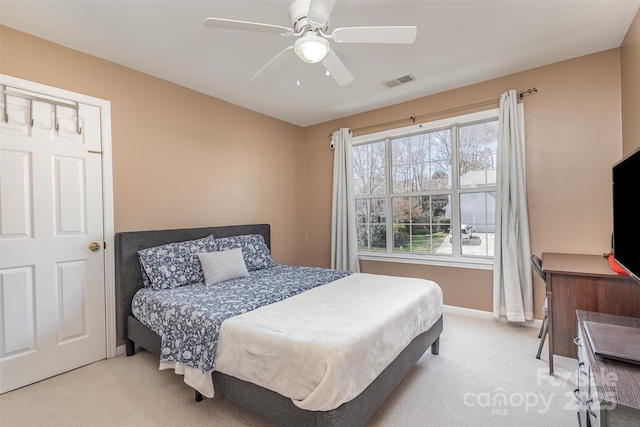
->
[198,248,249,285]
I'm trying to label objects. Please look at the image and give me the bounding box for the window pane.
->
[428,161,450,190]
[353,141,386,196]
[392,130,452,193]
[356,198,386,251]
[371,198,386,224]
[393,195,451,254]
[391,137,412,193]
[460,192,495,256]
[458,120,498,189]
[393,197,410,223]
[355,199,368,225]
[433,195,452,255]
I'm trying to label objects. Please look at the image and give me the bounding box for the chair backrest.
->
[531,255,546,284]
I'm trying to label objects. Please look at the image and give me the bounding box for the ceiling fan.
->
[204,0,417,86]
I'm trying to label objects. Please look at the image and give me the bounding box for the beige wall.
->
[621,8,640,156]
[0,26,307,266]
[1,25,629,322]
[302,49,623,319]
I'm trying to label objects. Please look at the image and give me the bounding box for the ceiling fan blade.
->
[332,26,417,44]
[307,0,336,26]
[250,46,296,83]
[204,18,293,35]
[322,50,354,86]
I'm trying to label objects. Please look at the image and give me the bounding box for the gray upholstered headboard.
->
[114,224,271,340]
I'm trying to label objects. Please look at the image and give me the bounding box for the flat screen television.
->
[612,147,640,283]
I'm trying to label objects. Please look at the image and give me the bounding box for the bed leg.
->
[195,391,203,402]
[431,337,440,355]
[125,339,135,356]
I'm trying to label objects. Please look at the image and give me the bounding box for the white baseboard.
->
[116,344,126,356]
[443,304,543,329]
[443,304,494,319]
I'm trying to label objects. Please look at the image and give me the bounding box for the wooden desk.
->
[542,253,640,374]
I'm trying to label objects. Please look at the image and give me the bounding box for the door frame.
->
[1,74,116,358]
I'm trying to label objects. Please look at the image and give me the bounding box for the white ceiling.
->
[1,1,638,127]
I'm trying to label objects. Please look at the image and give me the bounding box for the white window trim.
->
[359,252,494,270]
[353,108,499,270]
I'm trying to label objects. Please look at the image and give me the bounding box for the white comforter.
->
[214,272,443,411]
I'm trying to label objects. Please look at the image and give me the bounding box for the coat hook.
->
[29,99,34,127]
[76,102,82,134]
[2,85,8,123]
[54,104,59,131]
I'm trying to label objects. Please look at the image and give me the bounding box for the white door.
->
[0,89,106,393]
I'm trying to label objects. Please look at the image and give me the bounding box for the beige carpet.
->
[0,312,578,427]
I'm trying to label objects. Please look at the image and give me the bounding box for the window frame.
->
[352,108,499,270]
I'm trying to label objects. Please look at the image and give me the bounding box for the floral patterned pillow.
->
[215,234,276,272]
[138,235,217,290]
[139,261,152,287]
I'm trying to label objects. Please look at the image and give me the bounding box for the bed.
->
[115,224,443,427]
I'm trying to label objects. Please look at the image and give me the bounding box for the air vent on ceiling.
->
[382,74,416,89]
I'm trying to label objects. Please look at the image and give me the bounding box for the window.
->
[353,109,499,268]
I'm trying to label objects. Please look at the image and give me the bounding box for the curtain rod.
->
[331,87,538,138]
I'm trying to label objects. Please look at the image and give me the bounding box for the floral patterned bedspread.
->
[131,265,351,374]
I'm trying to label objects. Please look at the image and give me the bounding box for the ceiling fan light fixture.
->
[294,33,329,63]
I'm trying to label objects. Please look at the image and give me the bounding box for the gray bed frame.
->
[115,224,443,427]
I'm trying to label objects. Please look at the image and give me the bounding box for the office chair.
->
[531,255,548,359]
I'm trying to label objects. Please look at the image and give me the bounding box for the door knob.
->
[89,242,101,252]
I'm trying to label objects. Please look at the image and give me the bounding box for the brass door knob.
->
[89,242,101,252]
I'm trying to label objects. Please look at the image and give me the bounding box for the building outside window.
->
[352,109,499,268]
